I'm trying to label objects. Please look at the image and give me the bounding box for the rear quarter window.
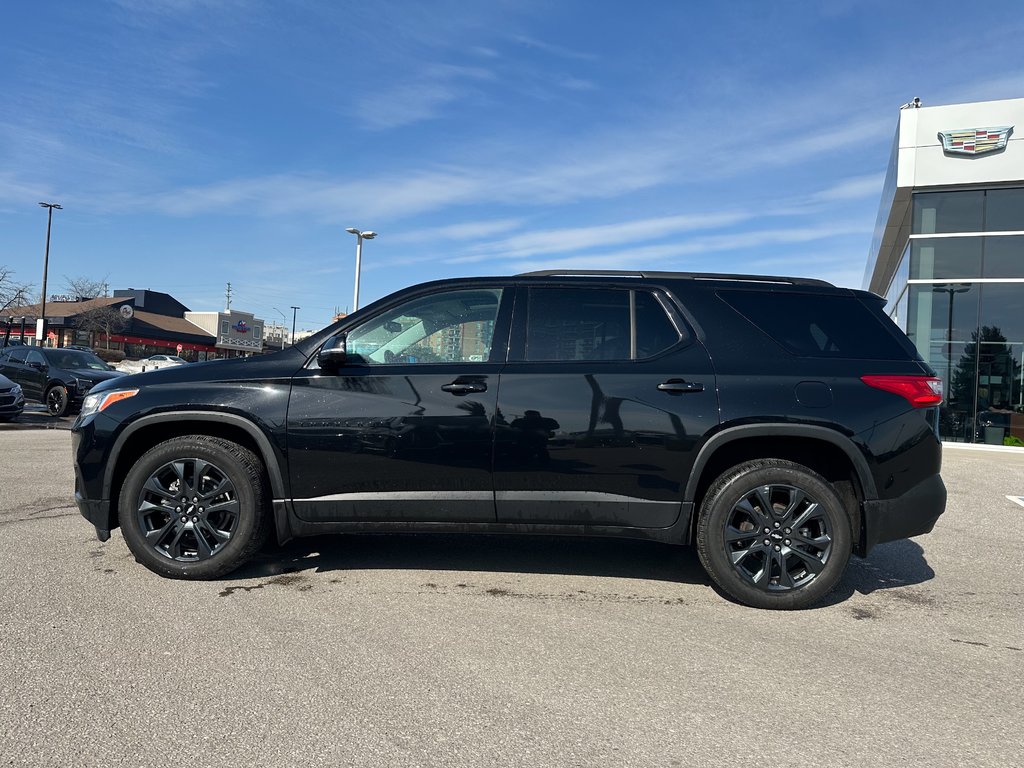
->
[718,290,913,360]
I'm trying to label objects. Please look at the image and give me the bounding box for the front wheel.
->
[696,459,853,610]
[118,435,270,579]
[45,385,69,417]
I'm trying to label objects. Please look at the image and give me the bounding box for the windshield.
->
[43,348,113,371]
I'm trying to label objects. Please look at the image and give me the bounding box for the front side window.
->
[345,288,503,365]
[524,287,681,362]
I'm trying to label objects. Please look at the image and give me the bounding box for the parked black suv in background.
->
[71,271,946,609]
[0,346,125,416]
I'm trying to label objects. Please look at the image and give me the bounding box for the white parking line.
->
[1005,496,1024,508]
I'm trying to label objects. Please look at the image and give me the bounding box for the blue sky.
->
[1,0,1022,332]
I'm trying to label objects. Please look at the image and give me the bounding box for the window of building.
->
[523,287,681,362]
[909,238,983,279]
[912,191,984,234]
[980,236,1024,278]
[983,188,1024,232]
[221,321,229,335]
[254,325,261,340]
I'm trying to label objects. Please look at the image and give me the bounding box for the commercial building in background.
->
[865,96,1024,445]
[184,309,265,357]
[4,289,267,360]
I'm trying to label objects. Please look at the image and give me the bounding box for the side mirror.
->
[28,361,45,371]
[317,334,348,373]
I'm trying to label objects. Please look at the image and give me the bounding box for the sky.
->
[1,0,1022,333]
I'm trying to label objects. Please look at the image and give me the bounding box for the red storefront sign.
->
[106,334,217,353]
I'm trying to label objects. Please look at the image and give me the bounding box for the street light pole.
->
[38,202,62,346]
[932,283,971,399]
[290,306,300,346]
[345,227,377,312]
[272,307,287,349]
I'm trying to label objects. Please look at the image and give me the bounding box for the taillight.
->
[860,375,943,407]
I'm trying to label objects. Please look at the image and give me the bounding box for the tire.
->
[45,385,69,417]
[118,435,271,579]
[696,459,853,610]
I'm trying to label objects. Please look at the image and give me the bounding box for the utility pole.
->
[37,202,62,346]
[225,282,232,312]
[290,306,300,346]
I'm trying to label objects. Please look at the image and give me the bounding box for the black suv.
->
[0,346,125,416]
[71,271,946,609]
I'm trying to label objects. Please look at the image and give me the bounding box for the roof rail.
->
[516,269,834,287]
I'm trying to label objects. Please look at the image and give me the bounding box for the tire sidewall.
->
[119,437,264,579]
[697,461,853,610]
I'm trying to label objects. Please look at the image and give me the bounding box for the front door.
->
[493,284,718,528]
[287,286,511,522]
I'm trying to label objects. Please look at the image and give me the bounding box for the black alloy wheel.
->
[45,385,69,417]
[697,459,853,610]
[119,435,270,579]
[136,457,240,562]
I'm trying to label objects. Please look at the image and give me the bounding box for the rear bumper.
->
[860,473,946,556]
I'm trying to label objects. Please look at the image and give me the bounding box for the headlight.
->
[74,378,95,393]
[80,389,139,418]
[10,384,21,396]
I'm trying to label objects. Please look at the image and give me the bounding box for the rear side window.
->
[719,290,911,360]
[524,287,682,361]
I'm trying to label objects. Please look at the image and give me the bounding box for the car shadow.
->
[232,533,934,609]
[819,538,935,607]
[234,533,712,586]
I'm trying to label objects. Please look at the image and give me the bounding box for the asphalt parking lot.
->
[0,430,1021,767]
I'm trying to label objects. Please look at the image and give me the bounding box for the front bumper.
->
[75,491,112,541]
[860,473,946,556]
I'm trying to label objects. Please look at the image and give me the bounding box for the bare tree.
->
[0,266,33,314]
[74,305,128,349]
[62,275,110,300]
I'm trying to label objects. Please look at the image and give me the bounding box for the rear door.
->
[493,283,719,528]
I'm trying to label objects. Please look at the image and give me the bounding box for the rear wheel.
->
[118,435,270,579]
[696,459,852,610]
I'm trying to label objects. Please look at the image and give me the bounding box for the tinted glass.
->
[526,288,631,361]
[635,291,683,357]
[985,188,1024,232]
[906,283,979,369]
[909,238,982,279]
[912,191,984,234]
[981,236,1024,278]
[6,348,28,363]
[720,291,912,360]
[346,288,502,365]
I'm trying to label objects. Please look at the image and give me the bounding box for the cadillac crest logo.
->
[938,126,1013,156]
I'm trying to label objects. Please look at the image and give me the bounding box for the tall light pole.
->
[290,306,300,346]
[345,227,377,312]
[38,202,62,346]
[272,307,287,349]
[932,283,971,401]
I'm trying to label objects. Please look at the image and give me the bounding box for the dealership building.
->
[865,96,1024,445]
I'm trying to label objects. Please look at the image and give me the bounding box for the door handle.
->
[657,379,704,394]
[441,380,488,395]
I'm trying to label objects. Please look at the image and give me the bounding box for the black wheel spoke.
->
[786,545,825,575]
[143,476,178,502]
[782,488,807,519]
[790,502,821,530]
[754,550,776,586]
[725,525,761,544]
[791,531,830,552]
[165,524,190,559]
[144,516,177,542]
[730,541,761,567]
[753,487,776,521]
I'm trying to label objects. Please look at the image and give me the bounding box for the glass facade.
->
[887,187,1024,446]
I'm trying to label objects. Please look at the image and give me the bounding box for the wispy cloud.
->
[510,35,598,62]
[353,64,496,129]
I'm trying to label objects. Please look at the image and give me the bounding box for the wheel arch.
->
[684,425,875,554]
[103,412,286,530]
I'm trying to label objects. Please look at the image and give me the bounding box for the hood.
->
[69,367,127,382]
